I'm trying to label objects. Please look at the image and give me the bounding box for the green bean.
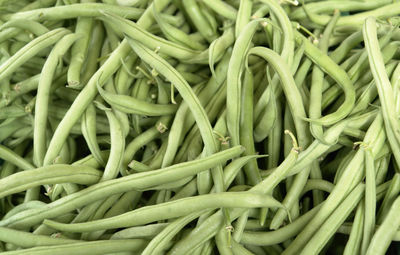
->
[0,19,49,36]
[0,105,26,119]
[154,9,184,26]
[295,31,355,126]
[361,147,376,255]
[0,118,30,143]
[94,105,124,180]
[340,222,400,243]
[67,0,95,87]
[169,179,196,201]
[323,37,394,111]
[260,0,295,65]
[142,210,207,255]
[128,160,152,173]
[104,190,141,219]
[100,83,178,116]
[239,68,261,185]
[0,227,81,248]
[123,126,162,167]
[227,19,261,147]
[80,194,124,241]
[81,103,105,166]
[363,17,400,170]
[7,3,144,21]
[331,145,357,182]
[343,201,364,255]
[0,144,34,170]
[271,12,283,54]
[202,0,237,20]
[235,75,266,225]
[252,4,269,19]
[299,183,364,255]
[0,27,20,47]
[153,0,206,51]
[352,56,399,112]
[33,33,78,167]
[375,154,390,186]
[308,160,324,207]
[235,0,252,38]
[300,2,400,28]
[101,11,201,60]
[111,223,168,240]
[3,201,45,220]
[377,173,400,224]
[182,0,217,43]
[241,204,320,246]
[71,150,109,169]
[309,10,340,144]
[366,196,400,255]
[0,164,102,198]
[142,140,166,170]
[248,47,309,147]
[215,227,233,255]
[253,85,277,143]
[351,41,394,87]
[300,179,334,197]
[232,210,250,243]
[44,192,284,232]
[291,1,390,20]
[267,97,283,170]
[0,239,148,255]
[115,0,146,7]
[200,240,214,255]
[287,120,348,177]
[0,74,39,107]
[80,21,105,87]
[0,28,69,82]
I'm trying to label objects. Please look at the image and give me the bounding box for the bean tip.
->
[93,101,111,111]
[67,80,80,88]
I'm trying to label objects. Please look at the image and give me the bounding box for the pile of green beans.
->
[2,0,400,254]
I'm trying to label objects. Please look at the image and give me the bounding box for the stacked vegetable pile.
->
[2,0,400,254]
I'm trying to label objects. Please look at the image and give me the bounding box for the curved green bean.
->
[294,31,355,126]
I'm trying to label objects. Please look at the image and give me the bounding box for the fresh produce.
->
[1,0,400,254]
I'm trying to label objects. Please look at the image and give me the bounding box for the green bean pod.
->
[296,31,356,126]
[33,33,79,167]
[366,196,400,255]
[0,164,102,198]
[0,239,148,255]
[44,192,284,232]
